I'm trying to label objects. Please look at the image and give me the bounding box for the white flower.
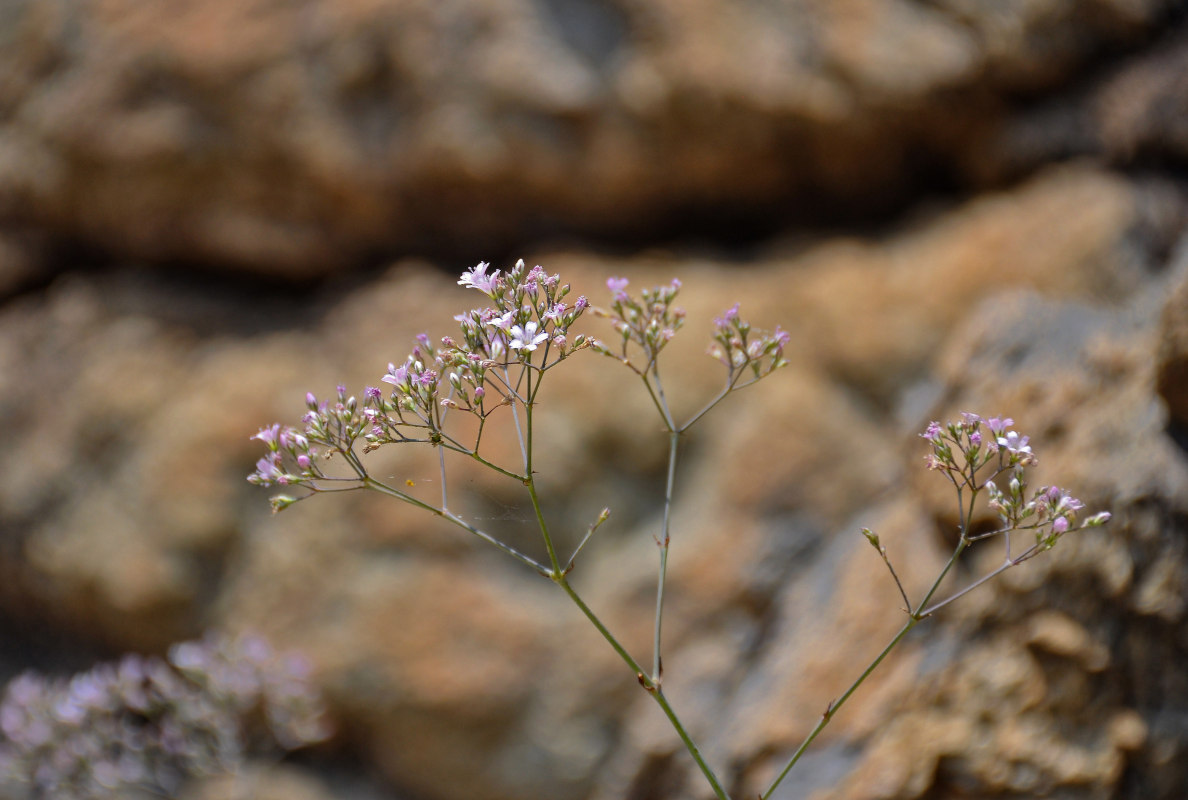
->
[509,322,548,352]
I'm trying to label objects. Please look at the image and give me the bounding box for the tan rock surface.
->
[0,0,1180,273]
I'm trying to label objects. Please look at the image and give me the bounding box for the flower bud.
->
[270,495,298,513]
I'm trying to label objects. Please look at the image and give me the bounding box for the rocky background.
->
[3,1,1188,798]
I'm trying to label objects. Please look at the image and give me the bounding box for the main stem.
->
[520,363,729,799]
[653,430,680,681]
[524,372,562,574]
[556,577,733,800]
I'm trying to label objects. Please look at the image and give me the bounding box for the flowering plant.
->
[247,260,1108,799]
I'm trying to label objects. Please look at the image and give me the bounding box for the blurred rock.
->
[179,763,339,800]
[797,276,1188,800]
[967,28,1188,188]
[1156,251,1188,428]
[0,0,1180,273]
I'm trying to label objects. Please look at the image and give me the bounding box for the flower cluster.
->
[590,277,789,385]
[248,262,796,508]
[921,413,1110,552]
[0,635,328,800]
[592,276,686,368]
[248,260,592,497]
[920,413,1037,477]
[707,302,789,381]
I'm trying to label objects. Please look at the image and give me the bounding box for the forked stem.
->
[555,577,732,800]
[761,619,918,799]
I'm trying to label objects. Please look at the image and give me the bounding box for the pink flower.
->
[458,262,500,294]
[607,277,629,301]
[714,303,740,327]
[381,361,411,387]
[250,454,285,485]
[251,424,281,447]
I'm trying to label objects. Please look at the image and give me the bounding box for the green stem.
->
[524,392,563,574]
[678,368,745,433]
[653,430,680,681]
[438,442,526,482]
[365,478,551,575]
[555,577,732,800]
[766,479,982,797]
[914,485,978,615]
[761,619,918,800]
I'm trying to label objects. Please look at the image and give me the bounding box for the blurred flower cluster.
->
[0,634,328,800]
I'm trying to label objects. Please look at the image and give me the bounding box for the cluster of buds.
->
[453,260,589,362]
[592,276,686,368]
[0,635,328,800]
[920,412,1037,480]
[921,413,1110,551]
[706,302,790,381]
[246,386,370,509]
[362,261,592,444]
[248,262,797,507]
[248,260,593,497]
[986,479,1110,551]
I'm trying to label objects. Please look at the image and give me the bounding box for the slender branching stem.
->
[524,382,563,574]
[652,429,680,682]
[767,466,1002,797]
[364,477,551,575]
[554,577,732,800]
[651,368,676,429]
[306,484,367,494]
[650,688,732,800]
[876,546,912,612]
[914,484,978,615]
[564,511,609,574]
[761,619,918,800]
[639,374,670,423]
[922,542,1041,617]
[504,367,529,470]
[679,368,745,433]
[438,442,525,482]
